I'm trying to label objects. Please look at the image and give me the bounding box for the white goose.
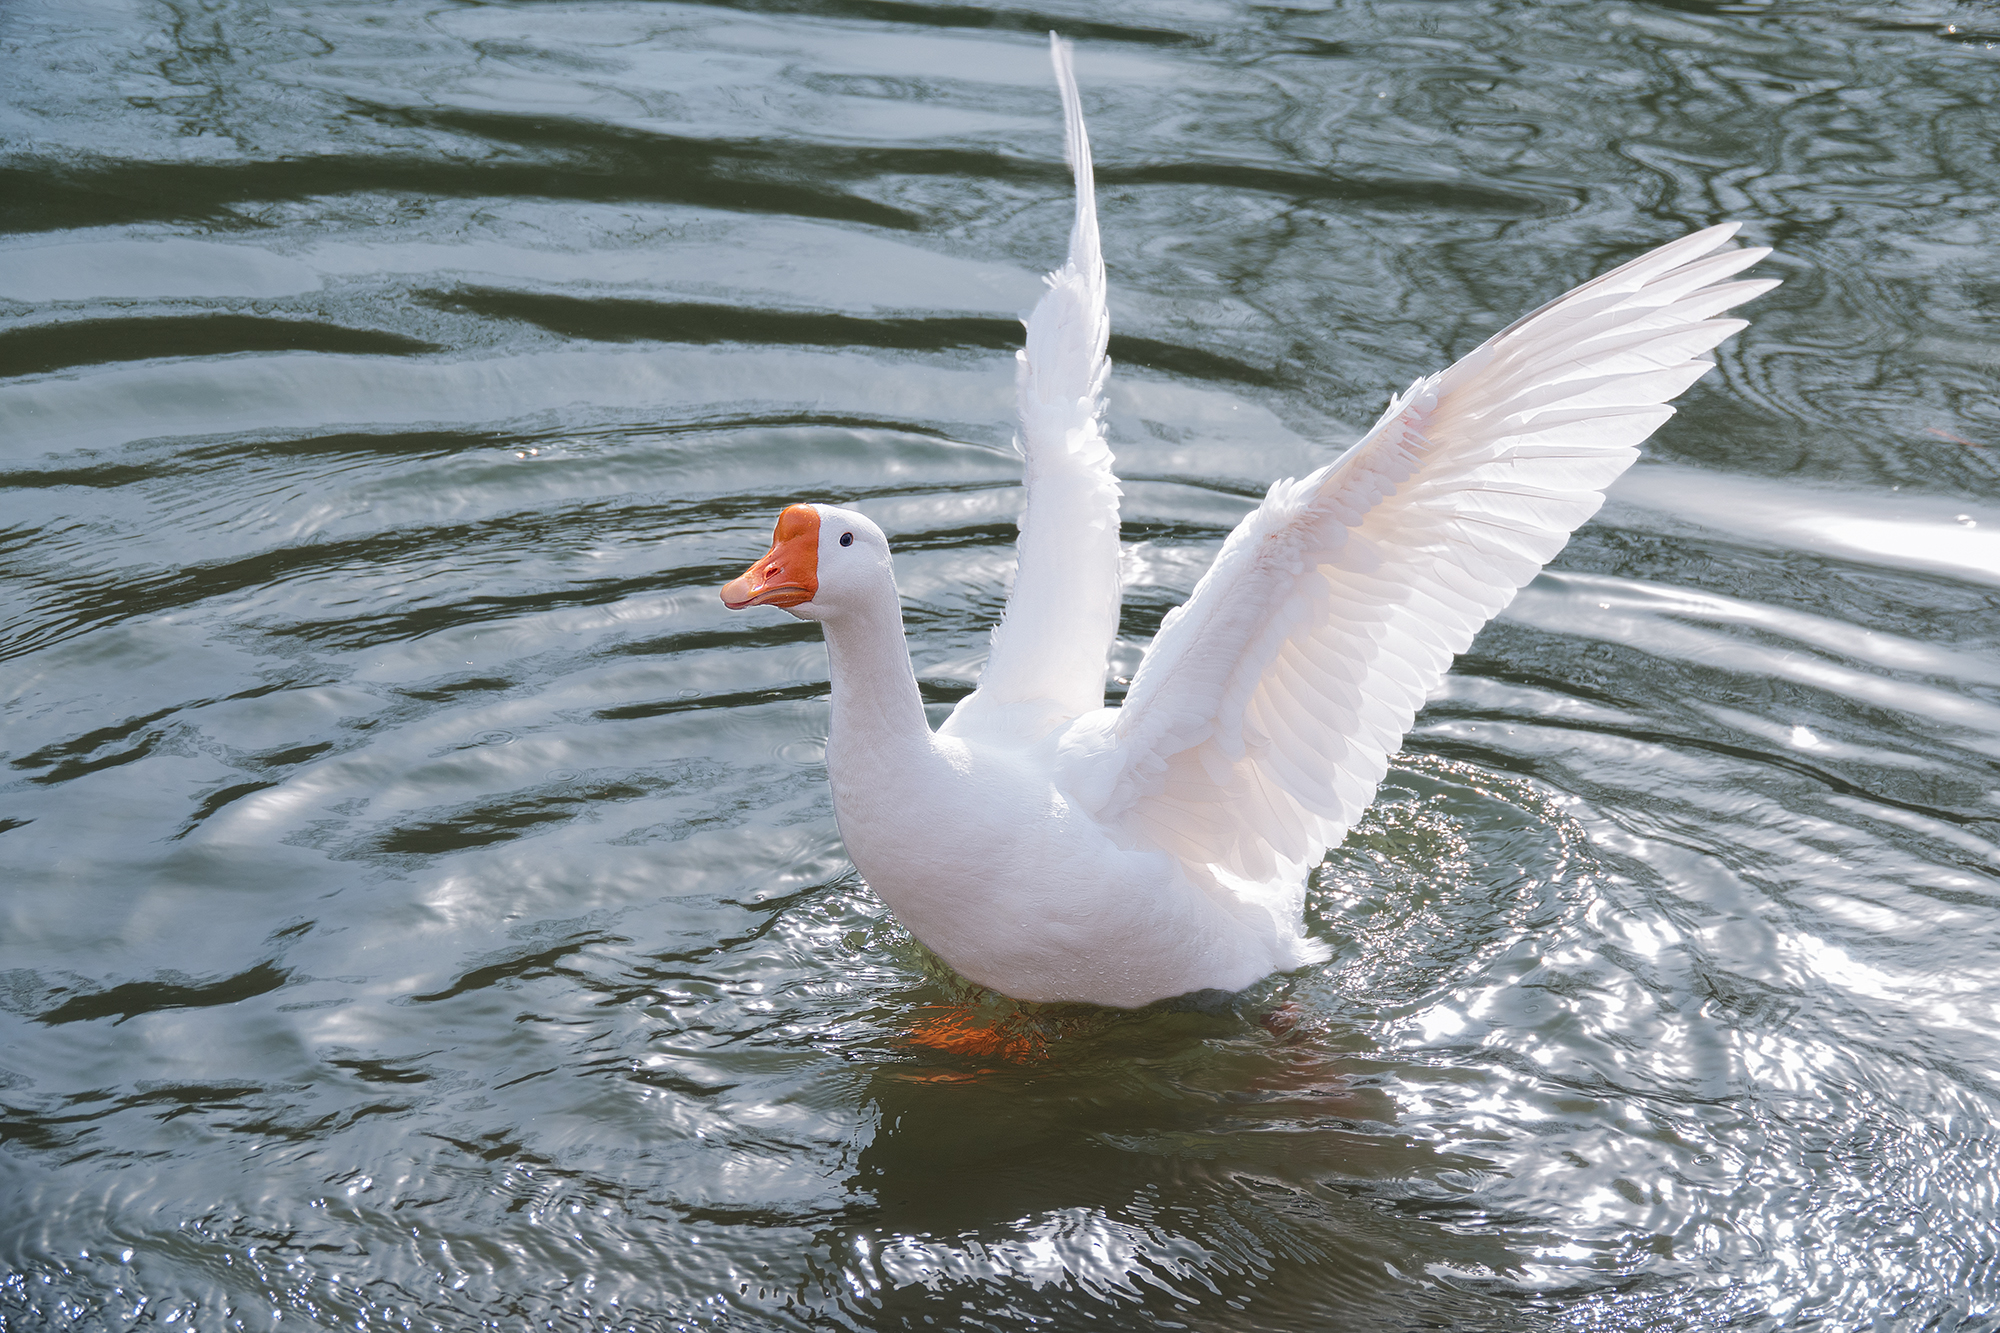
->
[722,38,1776,1009]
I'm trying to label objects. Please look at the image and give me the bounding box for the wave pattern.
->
[3,0,1999,1329]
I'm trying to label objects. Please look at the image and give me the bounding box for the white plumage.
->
[722,36,1777,1008]
[943,37,1121,747]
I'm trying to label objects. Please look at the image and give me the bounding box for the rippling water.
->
[4,1,1999,1328]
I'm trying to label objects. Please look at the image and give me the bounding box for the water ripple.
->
[5,1,2000,1329]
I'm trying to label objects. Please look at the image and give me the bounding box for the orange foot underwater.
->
[904,1005,1051,1068]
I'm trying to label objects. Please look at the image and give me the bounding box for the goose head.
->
[720,503,894,623]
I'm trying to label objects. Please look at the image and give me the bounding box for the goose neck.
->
[820,597,932,756]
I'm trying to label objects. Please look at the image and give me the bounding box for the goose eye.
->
[839,532,854,547]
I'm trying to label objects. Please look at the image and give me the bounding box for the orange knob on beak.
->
[721,504,820,610]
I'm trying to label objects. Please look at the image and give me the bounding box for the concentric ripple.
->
[4,0,1999,1329]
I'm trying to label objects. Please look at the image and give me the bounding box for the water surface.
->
[4,1,1999,1328]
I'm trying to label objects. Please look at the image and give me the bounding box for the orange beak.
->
[721,505,820,610]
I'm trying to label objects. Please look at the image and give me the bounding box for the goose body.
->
[722,38,1777,1009]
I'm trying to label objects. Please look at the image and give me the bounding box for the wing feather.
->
[1056,225,1778,894]
[942,35,1120,745]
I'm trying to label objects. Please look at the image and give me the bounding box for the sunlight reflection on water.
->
[3,0,2000,1328]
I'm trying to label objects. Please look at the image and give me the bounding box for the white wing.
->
[941,35,1121,746]
[1058,225,1780,893]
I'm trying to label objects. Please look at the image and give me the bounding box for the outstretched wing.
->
[1058,225,1779,888]
[941,36,1122,747]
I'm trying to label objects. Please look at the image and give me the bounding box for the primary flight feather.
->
[720,36,1778,1008]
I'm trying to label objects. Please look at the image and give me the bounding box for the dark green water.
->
[4,1,1999,1328]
